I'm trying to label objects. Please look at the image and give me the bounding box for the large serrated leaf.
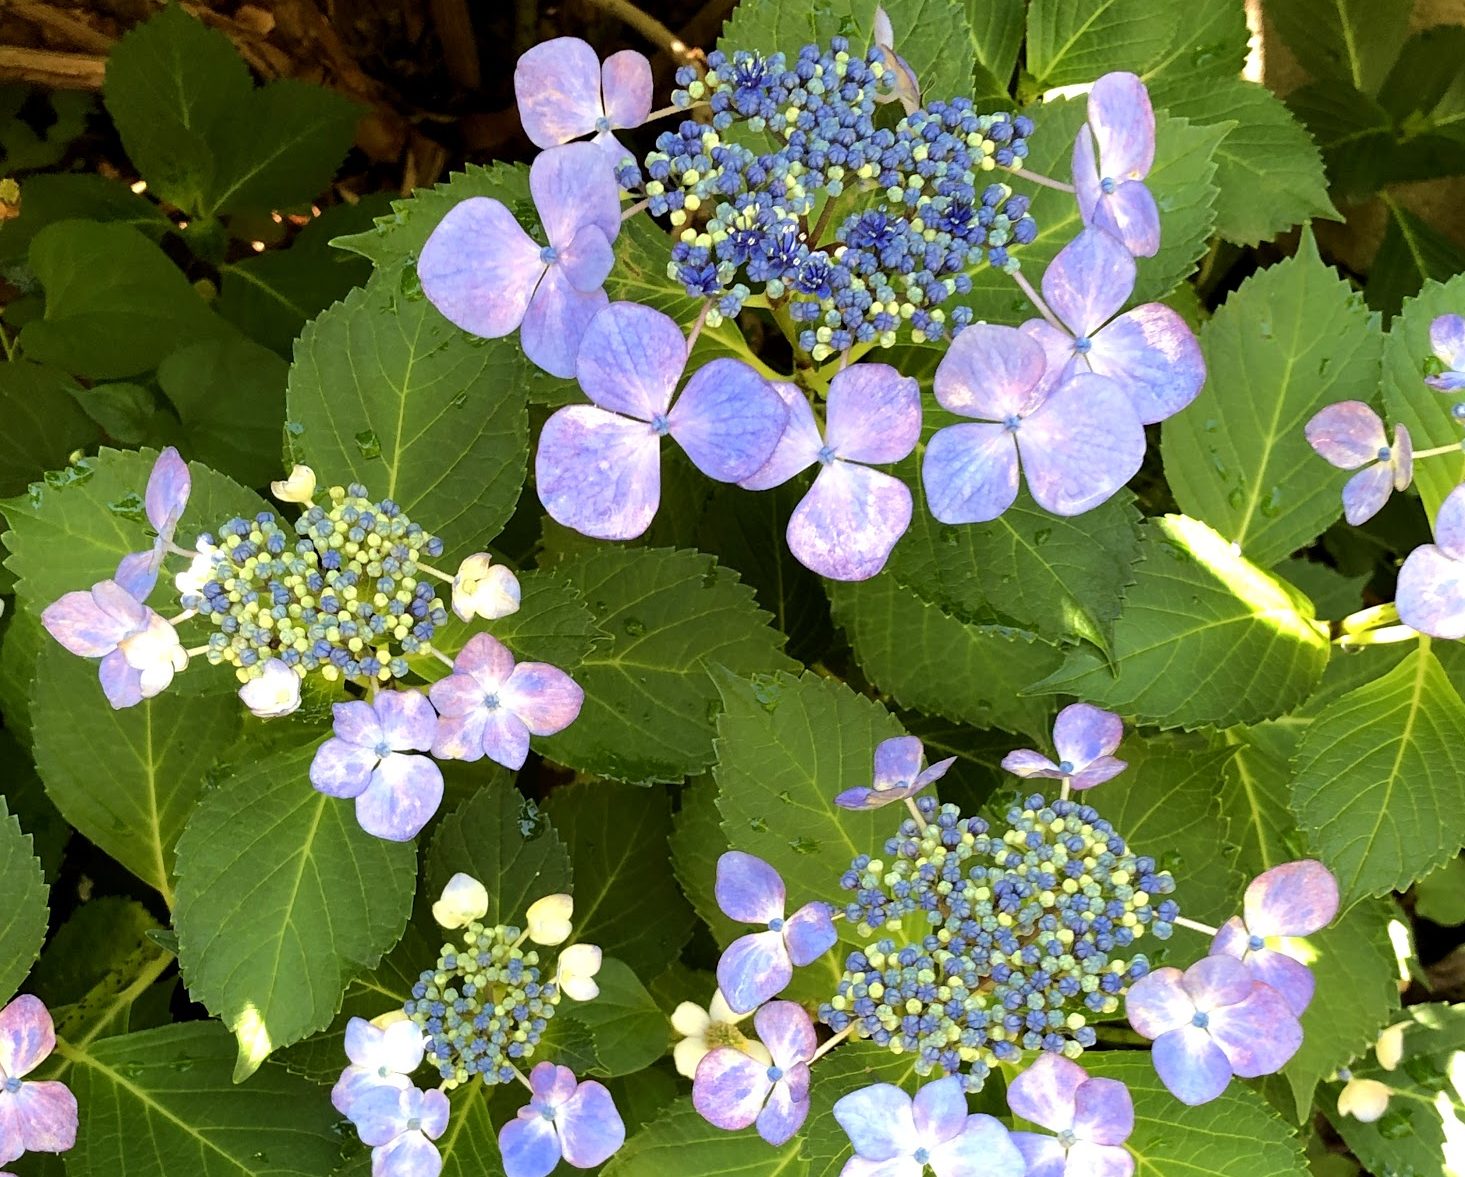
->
[1025,0,1181,91]
[1268,0,1410,95]
[286,267,529,555]
[61,1021,343,1177]
[1163,231,1382,566]
[0,794,48,1004]
[1290,645,1465,904]
[173,734,416,1079]
[1033,515,1330,728]
[1368,198,1465,321]
[539,546,796,783]
[0,362,99,498]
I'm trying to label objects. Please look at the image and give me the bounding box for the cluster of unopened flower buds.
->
[40,451,584,843]
[334,875,624,1177]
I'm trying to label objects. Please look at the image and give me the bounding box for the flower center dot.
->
[651,413,671,436]
[817,443,837,466]
[1057,1130,1078,1148]
[1452,403,1465,420]
[1248,934,1265,951]
[541,1107,557,1122]
[1191,1011,1209,1029]
[1073,337,1093,355]
[769,917,785,932]
[595,116,612,134]
[2,1077,20,1094]
[1377,446,1391,462]
[374,741,393,759]
[1100,176,1117,194]
[483,693,500,711]
[1058,760,1074,774]
[406,1117,422,1132]
[913,1147,931,1165]
[377,1065,390,1078]
[767,1065,784,1082]
[539,245,559,265]
[1003,414,1022,432]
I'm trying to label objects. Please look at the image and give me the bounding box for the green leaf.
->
[0,728,67,875]
[173,733,416,1079]
[0,793,47,1004]
[1082,1051,1308,1177]
[1141,0,1249,101]
[1215,724,1308,880]
[30,642,241,904]
[1025,0,1180,92]
[1290,645,1465,904]
[1156,81,1339,246]
[713,670,903,907]
[719,0,977,110]
[0,361,99,497]
[1368,198,1465,323]
[426,778,573,925]
[539,545,796,783]
[545,781,694,975]
[19,221,231,380]
[1380,272,1465,524]
[76,381,157,446]
[286,266,529,553]
[963,0,1024,96]
[0,172,171,269]
[1275,558,1368,621]
[827,568,1061,740]
[0,605,44,748]
[1,446,268,616]
[1325,1003,1465,1177]
[102,5,253,213]
[1282,897,1400,1120]
[1375,27,1465,186]
[1413,856,1465,927]
[1269,0,1410,95]
[670,776,742,947]
[604,1096,807,1177]
[1284,82,1395,203]
[889,484,1142,653]
[0,88,90,174]
[1163,231,1382,566]
[557,957,667,1078]
[61,1021,344,1177]
[1092,733,1241,929]
[1033,515,1330,728]
[158,337,288,488]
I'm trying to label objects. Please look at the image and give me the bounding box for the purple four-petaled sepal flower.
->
[1072,72,1159,259]
[331,1016,426,1123]
[0,995,77,1168]
[1208,859,1339,1015]
[714,850,838,1013]
[309,689,445,842]
[428,633,584,771]
[350,1084,450,1177]
[872,7,921,115]
[418,141,621,379]
[1305,402,1414,526]
[693,1000,815,1146]
[1007,1051,1135,1177]
[1426,313,1465,392]
[536,301,788,539]
[833,1075,1026,1177]
[1126,955,1301,1106]
[739,365,919,580]
[114,446,191,600]
[922,323,1144,524]
[834,735,955,811]
[40,578,188,709]
[498,1061,626,1177]
[514,37,652,174]
[1001,703,1127,792]
[1021,228,1204,425]
[1397,483,1465,639]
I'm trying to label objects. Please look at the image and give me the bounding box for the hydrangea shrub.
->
[1,1,1463,1175]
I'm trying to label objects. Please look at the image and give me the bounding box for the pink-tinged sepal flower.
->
[922,324,1144,523]
[418,142,621,378]
[835,735,955,810]
[114,446,191,600]
[693,1001,814,1146]
[1020,228,1204,424]
[41,579,188,708]
[498,1062,625,1177]
[310,689,445,842]
[714,851,837,1013]
[1397,483,1465,638]
[428,633,583,771]
[351,1084,449,1177]
[1208,859,1339,1015]
[833,1076,1026,1177]
[1304,402,1413,525]
[739,366,920,580]
[1072,73,1159,258]
[1007,1052,1135,1177]
[0,996,77,1168]
[331,1016,426,1122]
[514,37,652,172]
[1427,314,1465,391]
[872,7,921,115]
[1002,703,1127,792]
[536,302,788,539]
[1126,956,1301,1106]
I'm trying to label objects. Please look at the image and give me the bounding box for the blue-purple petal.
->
[756,1074,809,1146]
[716,930,792,1014]
[601,50,652,127]
[574,302,685,421]
[1125,967,1193,1039]
[1397,542,1465,638]
[354,753,444,841]
[692,1047,769,1130]
[535,405,661,540]
[932,323,1045,420]
[559,225,615,294]
[1052,703,1124,769]
[418,198,543,339]
[1088,304,1205,425]
[1151,1025,1232,1106]
[498,1114,562,1177]
[1093,181,1160,258]
[1072,1077,1133,1146]
[1344,463,1394,525]
[929,1113,1026,1177]
[1041,228,1134,339]
[521,265,609,380]
[1305,402,1388,470]
[873,736,924,791]
[669,359,788,482]
[558,1080,625,1167]
[1017,373,1144,516]
[310,737,378,799]
[922,422,1020,524]
[787,461,912,581]
[1006,1050,1083,1132]
[823,364,921,465]
[1208,983,1302,1077]
[783,901,838,967]
[529,141,621,249]
[114,547,164,601]
[911,1075,968,1143]
[755,1001,817,1069]
[832,1083,919,1161]
[514,37,602,149]
[98,648,144,709]
[1087,72,1155,180]
[1243,859,1340,938]
[739,382,822,490]
[716,851,786,923]
[145,446,190,536]
[1010,1132,1067,1177]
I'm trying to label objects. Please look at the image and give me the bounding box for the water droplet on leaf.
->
[621,617,647,637]
[355,429,382,459]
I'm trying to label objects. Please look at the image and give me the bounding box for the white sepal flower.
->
[271,464,317,504]
[555,943,603,1001]
[526,893,574,946]
[1338,1078,1391,1123]
[118,614,188,696]
[1376,1021,1407,1071]
[432,873,489,929]
[239,658,302,718]
[451,553,522,622]
[670,989,772,1079]
[174,537,220,597]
